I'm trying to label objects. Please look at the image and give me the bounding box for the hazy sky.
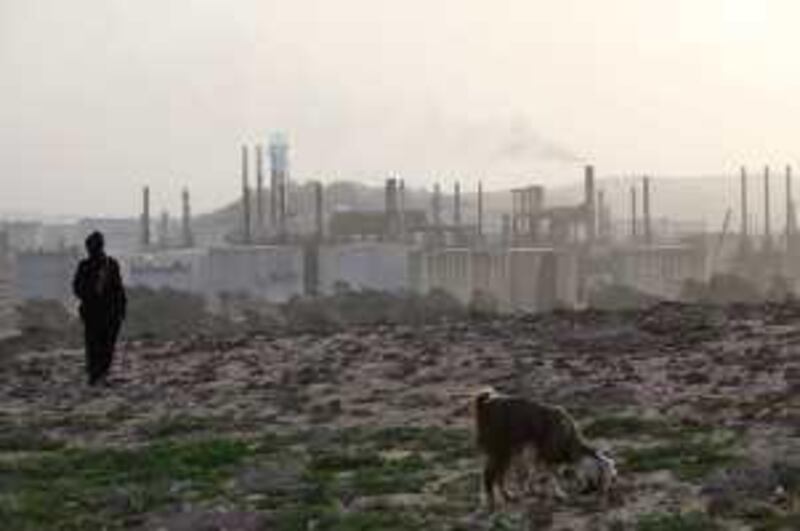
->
[2,0,800,217]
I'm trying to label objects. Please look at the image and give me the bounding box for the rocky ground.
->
[0,302,798,530]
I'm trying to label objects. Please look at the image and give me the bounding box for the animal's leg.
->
[483,455,501,512]
[542,467,567,502]
[495,453,515,503]
[551,476,568,501]
[518,459,538,497]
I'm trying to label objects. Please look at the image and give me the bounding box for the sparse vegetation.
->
[0,303,796,529]
[0,438,253,530]
[583,414,710,440]
[0,427,478,530]
[636,511,720,531]
[621,434,741,480]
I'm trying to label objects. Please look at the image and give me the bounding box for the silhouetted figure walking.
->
[72,232,126,386]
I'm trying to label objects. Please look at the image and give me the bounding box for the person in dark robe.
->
[72,231,127,386]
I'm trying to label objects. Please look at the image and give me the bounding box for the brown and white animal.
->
[474,387,616,510]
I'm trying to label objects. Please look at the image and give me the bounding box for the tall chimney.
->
[256,144,264,236]
[786,165,793,246]
[630,185,638,241]
[269,151,277,227]
[740,166,749,241]
[584,165,596,242]
[385,178,399,239]
[597,189,607,240]
[764,165,771,251]
[141,186,151,249]
[453,181,462,226]
[643,176,652,244]
[242,145,251,244]
[399,179,406,239]
[269,135,289,239]
[158,210,170,248]
[477,181,484,237]
[182,188,193,248]
[432,183,442,228]
[313,181,324,241]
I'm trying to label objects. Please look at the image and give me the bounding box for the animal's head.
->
[575,450,617,494]
[474,386,499,407]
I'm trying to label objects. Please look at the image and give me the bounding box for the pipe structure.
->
[477,181,484,237]
[433,183,442,228]
[385,178,399,239]
[453,181,461,226]
[314,181,324,241]
[399,178,406,239]
[141,186,151,249]
[764,165,771,252]
[181,188,193,247]
[584,165,596,242]
[740,166,748,242]
[256,144,264,235]
[630,185,638,240]
[158,210,169,248]
[786,165,793,247]
[643,177,650,241]
[242,145,251,244]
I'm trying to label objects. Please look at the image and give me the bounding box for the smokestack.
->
[399,179,406,239]
[764,165,771,251]
[477,181,484,237]
[141,186,151,249]
[256,144,264,236]
[786,165,793,245]
[454,181,462,226]
[584,165,596,242]
[269,153,277,228]
[643,176,652,244]
[242,145,251,244]
[182,188,193,248]
[597,189,607,240]
[314,181,324,241]
[385,178,399,239]
[740,166,749,241]
[269,135,289,239]
[432,183,442,228]
[630,185,638,241]
[158,210,170,248]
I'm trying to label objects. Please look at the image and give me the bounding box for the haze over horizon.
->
[3,0,800,218]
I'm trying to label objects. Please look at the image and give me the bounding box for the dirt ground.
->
[0,303,797,530]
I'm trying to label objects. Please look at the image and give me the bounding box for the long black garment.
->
[72,255,126,385]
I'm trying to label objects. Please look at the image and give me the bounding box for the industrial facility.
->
[2,134,799,330]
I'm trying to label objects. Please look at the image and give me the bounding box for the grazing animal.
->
[474,387,616,510]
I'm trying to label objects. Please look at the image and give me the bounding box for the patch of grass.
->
[755,512,800,531]
[636,511,720,531]
[327,509,428,530]
[310,451,385,472]
[583,414,709,440]
[0,425,477,530]
[0,425,64,452]
[308,449,432,497]
[308,426,473,463]
[584,415,667,439]
[0,438,254,530]
[621,434,740,481]
[137,414,220,439]
[272,505,427,531]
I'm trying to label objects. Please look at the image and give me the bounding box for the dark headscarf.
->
[85,231,105,258]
